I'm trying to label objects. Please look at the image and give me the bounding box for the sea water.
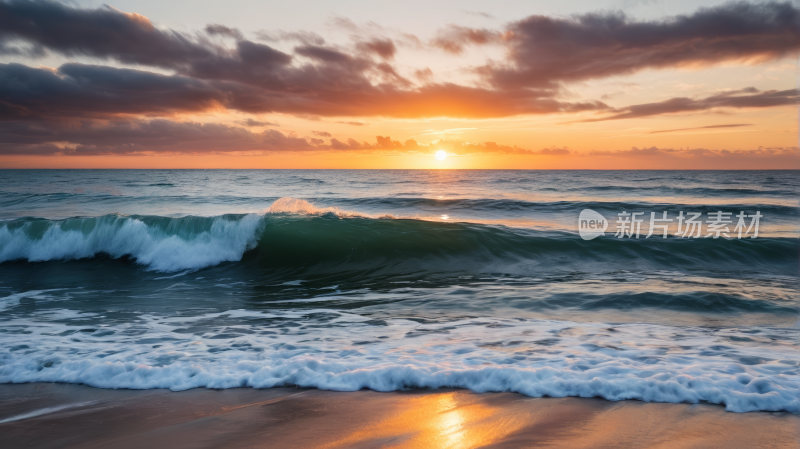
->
[0,169,798,412]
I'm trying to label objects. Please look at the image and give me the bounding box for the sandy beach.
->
[1,383,798,448]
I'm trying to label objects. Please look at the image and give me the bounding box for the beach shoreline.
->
[1,383,798,448]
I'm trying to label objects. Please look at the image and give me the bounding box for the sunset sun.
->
[435,150,447,161]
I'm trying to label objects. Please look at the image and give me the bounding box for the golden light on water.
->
[436,150,447,160]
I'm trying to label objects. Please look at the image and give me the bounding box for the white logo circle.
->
[578,209,608,240]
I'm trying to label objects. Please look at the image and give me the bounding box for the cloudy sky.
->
[1,0,798,168]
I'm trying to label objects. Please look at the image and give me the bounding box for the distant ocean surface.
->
[0,170,798,413]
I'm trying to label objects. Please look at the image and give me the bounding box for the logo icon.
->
[578,209,608,240]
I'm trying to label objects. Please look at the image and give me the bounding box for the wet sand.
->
[0,383,798,448]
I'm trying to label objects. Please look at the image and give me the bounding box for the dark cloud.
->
[0,0,316,91]
[205,24,243,40]
[0,118,559,156]
[0,0,796,123]
[648,123,752,134]
[312,130,332,137]
[254,30,325,46]
[0,63,601,120]
[355,38,397,60]
[0,63,228,119]
[0,119,314,154]
[294,45,353,64]
[0,63,294,119]
[431,25,501,54]
[483,1,800,88]
[584,88,798,122]
[239,118,279,127]
[0,0,230,70]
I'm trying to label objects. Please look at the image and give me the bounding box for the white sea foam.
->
[0,214,263,272]
[0,289,65,311]
[0,310,797,413]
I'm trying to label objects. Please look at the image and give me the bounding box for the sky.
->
[0,0,798,168]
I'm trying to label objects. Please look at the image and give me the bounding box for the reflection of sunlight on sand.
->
[317,391,800,448]
[321,391,528,449]
[433,394,467,447]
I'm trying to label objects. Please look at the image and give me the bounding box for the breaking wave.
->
[0,198,796,276]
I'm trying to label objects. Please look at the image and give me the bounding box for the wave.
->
[325,197,800,216]
[3,194,797,224]
[1,311,798,413]
[0,214,263,272]
[540,291,798,314]
[0,199,797,275]
[565,185,798,196]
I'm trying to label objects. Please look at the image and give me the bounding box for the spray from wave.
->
[267,197,395,219]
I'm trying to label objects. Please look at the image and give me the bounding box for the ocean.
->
[0,169,798,413]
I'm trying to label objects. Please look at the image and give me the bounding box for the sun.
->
[435,150,447,160]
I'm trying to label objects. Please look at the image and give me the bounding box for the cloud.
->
[239,118,279,127]
[0,119,314,155]
[0,118,567,156]
[463,11,495,19]
[648,123,752,134]
[483,1,800,88]
[294,45,353,63]
[0,63,231,119]
[431,25,501,54]
[389,138,570,156]
[588,145,799,158]
[1,117,794,168]
[205,24,243,40]
[0,63,289,119]
[1,63,603,120]
[0,0,232,69]
[589,146,677,157]
[336,121,368,126]
[0,0,797,123]
[355,38,397,60]
[0,0,357,92]
[584,88,798,122]
[254,30,325,46]
[538,147,571,155]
